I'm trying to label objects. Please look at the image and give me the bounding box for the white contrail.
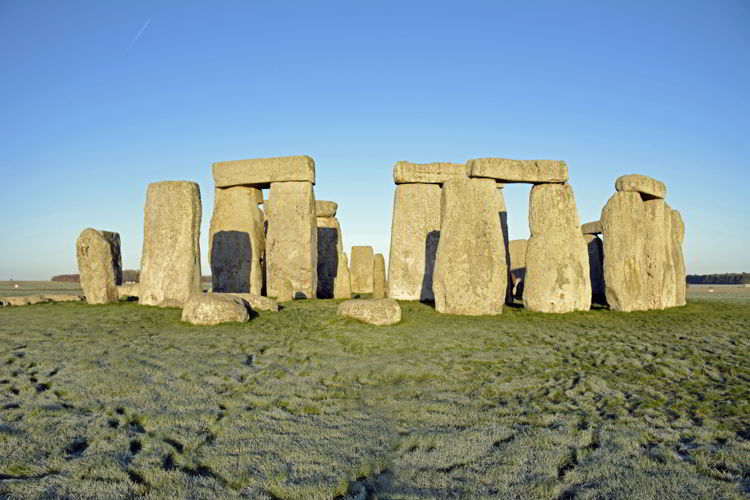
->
[127,18,151,52]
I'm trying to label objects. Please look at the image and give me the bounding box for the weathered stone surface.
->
[671,209,686,306]
[581,221,602,235]
[334,252,352,299]
[508,239,527,298]
[466,158,568,183]
[117,283,139,300]
[99,231,123,285]
[213,155,315,188]
[316,200,338,217]
[43,294,86,303]
[601,192,648,311]
[373,254,386,299]
[76,228,119,304]
[181,294,249,325]
[615,174,666,199]
[643,199,676,309]
[585,234,606,301]
[139,181,202,307]
[209,186,265,295]
[212,293,279,312]
[350,246,374,294]
[433,178,507,315]
[337,298,401,325]
[277,279,294,302]
[387,184,441,301]
[393,161,466,184]
[266,182,317,299]
[524,184,591,313]
[495,188,512,305]
[0,295,51,306]
[316,217,343,298]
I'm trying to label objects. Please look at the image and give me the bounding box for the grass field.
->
[1,283,749,499]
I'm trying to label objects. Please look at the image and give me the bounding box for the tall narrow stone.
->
[671,209,686,306]
[601,192,647,312]
[387,184,441,301]
[433,178,507,315]
[508,239,528,299]
[495,187,513,305]
[99,231,123,285]
[350,246,374,294]
[334,252,352,299]
[209,186,265,295]
[373,253,386,299]
[524,184,591,313]
[140,181,202,307]
[317,216,343,298]
[585,234,606,303]
[266,181,317,299]
[643,199,676,309]
[76,228,119,304]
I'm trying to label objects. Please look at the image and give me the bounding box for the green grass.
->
[1,285,749,499]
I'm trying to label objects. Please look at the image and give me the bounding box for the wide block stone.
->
[466,158,568,183]
[671,209,686,306]
[615,174,666,199]
[316,200,338,217]
[433,178,507,315]
[392,161,466,184]
[350,246,374,294]
[213,155,315,188]
[209,186,265,295]
[266,181,317,299]
[139,181,202,307]
[581,221,602,235]
[643,199,676,309]
[601,192,648,311]
[524,184,591,313]
[373,254,386,299]
[316,216,343,298]
[76,228,119,304]
[181,294,249,325]
[337,298,401,325]
[585,234,606,301]
[334,252,352,299]
[387,184,441,301]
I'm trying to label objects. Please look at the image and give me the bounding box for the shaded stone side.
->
[524,184,591,313]
[209,186,265,295]
[350,246,375,294]
[316,216,343,298]
[139,181,202,307]
[508,239,528,299]
[495,188,512,305]
[433,178,507,315]
[99,231,123,285]
[373,253,386,299]
[76,228,118,304]
[266,181,317,299]
[671,209,686,306]
[334,252,352,299]
[585,234,606,303]
[643,199,676,309]
[387,184,441,302]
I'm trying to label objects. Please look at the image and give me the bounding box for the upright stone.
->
[508,239,528,299]
[601,192,647,311]
[585,234,606,303]
[671,209,686,306]
[387,184,441,301]
[266,182,317,299]
[433,178,507,315]
[334,252,352,299]
[373,253,386,299]
[524,184,591,313]
[99,231,123,285]
[76,228,119,304]
[643,199,676,309]
[209,186,265,295]
[350,246,374,294]
[495,187,512,304]
[317,216,343,298]
[140,181,202,307]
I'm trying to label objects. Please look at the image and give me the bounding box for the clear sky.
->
[1,1,748,280]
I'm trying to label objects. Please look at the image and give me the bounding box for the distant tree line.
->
[686,273,750,285]
[52,270,212,283]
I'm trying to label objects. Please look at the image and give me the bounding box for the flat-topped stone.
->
[181,294,250,325]
[615,174,666,199]
[316,200,338,217]
[213,155,315,188]
[393,161,466,184]
[337,298,401,326]
[466,158,568,184]
[581,221,602,235]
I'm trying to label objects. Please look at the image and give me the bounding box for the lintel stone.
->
[393,161,466,184]
[581,221,602,235]
[213,155,315,188]
[615,174,666,199]
[466,158,568,183]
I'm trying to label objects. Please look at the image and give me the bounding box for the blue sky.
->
[1,0,748,280]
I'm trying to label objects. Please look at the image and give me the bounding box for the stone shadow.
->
[211,231,252,293]
[420,230,440,305]
[316,227,339,299]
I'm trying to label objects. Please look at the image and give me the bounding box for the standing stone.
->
[277,279,294,302]
[99,231,123,285]
[601,192,647,312]
[334,252,352,299]
[266,182,317,299]
[585,234,606,303]
[433,178,507,315]
[76,228,119,304]
[373,253,386,299]
[524,184,591,313]
[317,216,343,298]
[508,239,528,299]
[139,181,202,307]
[671,209,686,306]
[350,246,375,294]
[209,186,265,295]
[495,187,512,305]
[643,199,676,309]
[387,184,441,302]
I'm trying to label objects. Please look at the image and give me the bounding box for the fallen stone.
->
[373,254,386,299]
[316,200,338,217]
[181,294,250,325]
[213,155,315,188]
[212,293,279,312]
[316,216,343,299]
[524,184,591,313]
[76,228,119,304]
[643,199,676,309]
[350,246,374,294]
[581,221,602,235]
[44,294,85,303]
[337,298,401,326]
[334,252,352,299]
[466,158,568,183]
[671,209,686,306]
[139,181,203,307]
[392,161,466,184]
[433,178,507,315]
[117,283,139,300]
[387,183,441,301]
[615,174,666,199]
[266,181,317,299]
[0,295,50,306]
[585,234,606,301]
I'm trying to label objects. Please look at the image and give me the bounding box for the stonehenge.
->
[585,234,606,302]
[76,228,119,304]
[372,253,386,299]
[316,201,346,299]
[350,246,375,294]
[671,210,687,306]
